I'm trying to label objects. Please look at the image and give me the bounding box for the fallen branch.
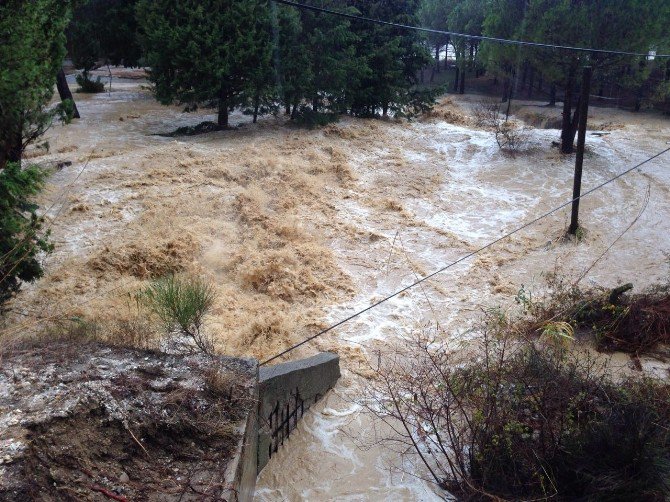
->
[90,485,128,502]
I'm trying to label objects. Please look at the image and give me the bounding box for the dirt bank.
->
[0,339,256,501]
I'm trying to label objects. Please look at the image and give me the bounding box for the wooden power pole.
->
[568,66,592,235]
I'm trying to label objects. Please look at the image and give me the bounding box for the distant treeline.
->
[65,0,670,129]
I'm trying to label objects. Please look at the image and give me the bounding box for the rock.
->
[119,472,129,483]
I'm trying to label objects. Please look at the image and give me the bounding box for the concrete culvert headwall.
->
[257,352,341,473]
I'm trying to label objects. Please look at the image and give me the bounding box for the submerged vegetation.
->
[515,274,670,356]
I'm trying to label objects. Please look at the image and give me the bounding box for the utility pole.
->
[568,66,592,235]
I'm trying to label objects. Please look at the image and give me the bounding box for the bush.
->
[515,275,670,355]
[160,121,222,137]
[0,162,52,312]
[363,320,670,500]
[139,274,215,354]
[75,72,105,93]
[291,105,339,128]
[472,101,530,154]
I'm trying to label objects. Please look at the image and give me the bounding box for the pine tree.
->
[299,1,360,114]
[349,0,431,117]
[0,0,74,167]
[137,0,268,128]
[272,3,313,118]
[0,0,73,308]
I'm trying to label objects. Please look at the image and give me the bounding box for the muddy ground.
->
[0,340,256,501]
[4,68,670,500]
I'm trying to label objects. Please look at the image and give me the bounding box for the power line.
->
[271,0,670,59]
[260,146,670,366]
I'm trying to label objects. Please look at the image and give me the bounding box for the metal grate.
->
[267,387,305,459]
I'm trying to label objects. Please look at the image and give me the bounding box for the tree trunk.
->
[56,68,80,119]
[538,74,543,92]
[549,83,557,107]
[502,79,510,102]
[527,67,534,98]
[568,95,581,147]
[435,44,440,74]
[382,102,388,118]
[217,95,229,128]
[7,125,23,166]
[560,65,577,154]
[453,66,459,92]
[634,84,644,112]
[444,39,450,71]
[458,52,465,94]
[312,95,318,113]
[505,81,513,121]
[253,93,260,124]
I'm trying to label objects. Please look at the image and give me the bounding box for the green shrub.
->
[291,105,339,128]
[75,72,105,93]
[366,323,670,501]
[0,162,52,312]
[140,274,215,354]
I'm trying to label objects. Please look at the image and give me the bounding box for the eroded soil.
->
[4,69,670,500]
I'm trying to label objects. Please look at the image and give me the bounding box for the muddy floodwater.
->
[8,69,670,500]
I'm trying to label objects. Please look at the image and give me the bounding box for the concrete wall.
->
[222,358,259,502]
[257,352,341,473]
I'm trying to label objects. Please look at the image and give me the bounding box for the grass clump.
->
[140,274,216,354]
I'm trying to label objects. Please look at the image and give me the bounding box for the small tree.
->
[140,275,216,354]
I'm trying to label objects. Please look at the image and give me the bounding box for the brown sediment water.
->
[7,68,670,500]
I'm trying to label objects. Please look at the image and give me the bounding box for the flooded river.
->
[9,69,670,500]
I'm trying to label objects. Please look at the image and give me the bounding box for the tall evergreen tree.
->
[272,3,313,118]
[417,0,454,78]
[349,0,431,117]
[137,0,267,128]
[0,0,73,308]
[448,0,487,95]
[0,0,74,167]
[298,1,361,114]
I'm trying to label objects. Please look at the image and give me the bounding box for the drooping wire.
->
[271,0,670,59]
[260,146,670,366]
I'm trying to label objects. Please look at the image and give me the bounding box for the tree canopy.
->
[0,0,74,308]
